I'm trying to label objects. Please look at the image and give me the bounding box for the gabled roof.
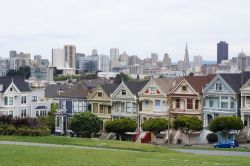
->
[0,76,30,92]
[184,74,215,94]
[154,78,180,94]
[59,82,89,99]
[45,84,70,98]
[125,80,149,96]
[82,78,113,89]
[100,83,119,96]
[219,72,250,93]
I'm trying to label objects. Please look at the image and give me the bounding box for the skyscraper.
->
[193,55,203,72]
[238,51,247,71]
[98,54,110,72]
[151,53,158,63]
[217,41,228,64]
[163,53,171,67]
[64,45,76,68]
[184,43,190,69]
[110,48,119,61]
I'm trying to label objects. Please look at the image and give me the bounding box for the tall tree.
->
[141,118,168,136]
[173,116,202,145]
[114,73,131,84]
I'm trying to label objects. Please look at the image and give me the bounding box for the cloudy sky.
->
[0,0,250,62]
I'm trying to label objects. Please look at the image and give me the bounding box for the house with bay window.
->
[0,76,51,118]
[111,80,148,128]
[202,73,250,128]
[55,82,89,135]
[138,78,178,125]
[169,75,215,120]
[240,79,250,128]
[88,83,119,124]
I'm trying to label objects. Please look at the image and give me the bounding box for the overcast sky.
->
[0,0,250,62]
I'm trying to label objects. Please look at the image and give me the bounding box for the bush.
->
[206,133,218,144]
[0,115,12,125]
[11,117,41,128]
[0,125,50,136]
[141,118,168,135]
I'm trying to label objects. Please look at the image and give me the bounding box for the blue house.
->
[55,82,89,135]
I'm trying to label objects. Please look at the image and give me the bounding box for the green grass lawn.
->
[0,136,250,166]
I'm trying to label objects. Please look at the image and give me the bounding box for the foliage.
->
[173,116,202,145]
[39,103,58,133]
[11,117,41,128]
[54,73,98,81]
[0,115,12,125]
[105,118,137,138]
[69,112,102,137]
[209,116,243,133]
[206,133,218,144]
[114,72,131,84]
[173,116,203,134]
[0,125,49,136]
[6,66,31,79]
[141,118,168,135]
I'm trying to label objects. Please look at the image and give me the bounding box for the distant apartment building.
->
[33,55,42,67]
[129,55,141,65]
[193,55,203,72]
[9,51,31,70]
[110,48,120,70]
[98,54,110,72]
[217,41,228,64]
[163,53,171,67]
[30,66,54,82]
[0,58,9,76]
[177,60,185,71]
[238,52,247,72]
[119,52,129,66]
[129,64,143,75]
[78,55,97,73]
[151,53,158,63]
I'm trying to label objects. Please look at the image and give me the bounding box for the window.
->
[230,102,235,109]
[73,101,78,112]
[78,101,83,111]
[115,103,122,112]
[209,100,214,108]
[21,96,26,104]
[247,96,250,104]
[8,111,13,117]
[176,99,180,108]
[221,102,228,108]
[62,100,66,109]
[126,102,132,113]
[99,105,104,113]
[155,100,161,111]
[145,100,150,110]
[215,83,222,91]
[122,90,126,95]
[182,86,187,91]
[162,101,167,111]
[149,87,156,94]
[4,97,8,105]
[56,117,62,128]
[9,97,13,105]
[187,99,193,109]
[10,88,13,91]
[21,109,26,117]
[32,96,37,102]
[195,100,199,109]
[132,103,137,113]
[98,92,102,97]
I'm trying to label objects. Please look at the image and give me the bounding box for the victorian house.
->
[0,76,51,118]
[110,80,148,128]
[169,75,215,120]
[88,83,119,124]
[240,79,250,128]
[202,73,250,128]
[55,82,89,135]
[138,78,178,125]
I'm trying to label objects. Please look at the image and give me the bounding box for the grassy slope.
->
[0,136,250,166]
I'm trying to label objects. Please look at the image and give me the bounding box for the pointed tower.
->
[184,43,190,69]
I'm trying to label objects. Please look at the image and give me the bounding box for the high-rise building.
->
[33,55,42,67]
[119,52,129,66]
[129,55,141,65]
[110,48,119,61]
[151,53,158,63]
[42,59,50,67]
[98,54,110,72]
[238,51,247,71]
[9,51,31,70]
[52,48,65,69]
[64,45,76,69]
[92,49,98,56]
[163,53,171,67]
[193,55,203,72]
[184,43,190,69]
[177,60,185,71]
[217,41,228,64]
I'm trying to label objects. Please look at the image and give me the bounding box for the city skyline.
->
[0,0,250,61]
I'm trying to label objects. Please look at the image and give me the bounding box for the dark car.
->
[214,140,239,148]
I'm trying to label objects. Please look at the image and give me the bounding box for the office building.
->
[217,41,228,64]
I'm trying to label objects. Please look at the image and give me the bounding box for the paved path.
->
[0,141,137,152]
[173,148,250,157]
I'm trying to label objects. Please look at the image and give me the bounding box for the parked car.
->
[214,140,239,148]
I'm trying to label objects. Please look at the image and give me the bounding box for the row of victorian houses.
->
[50,73,250,137]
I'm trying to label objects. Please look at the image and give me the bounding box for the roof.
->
[59,82,89,99]
[184,74,215,93]
[82,78,113,89]
[220,72,250,93]
[100,83,119,96]
[154,78,180,94]
[125,80,149,96]
[45,84,70,98]
[0,76,30,92]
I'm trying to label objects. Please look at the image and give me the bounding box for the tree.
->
[141,118,168,136]
[173,116,202,145]
[114,73,131,84]
[39,102,58,133]
[69,112,102,137]
[6,66,31,79]
[209,116,243,140]
[105,118,136,140]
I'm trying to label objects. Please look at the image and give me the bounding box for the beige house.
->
[138,78,178,125]
[88,83,119,124]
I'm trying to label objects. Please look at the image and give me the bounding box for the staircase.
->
[236,128,249,144]
[99,132,116,140]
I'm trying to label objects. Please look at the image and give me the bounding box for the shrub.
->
[206,133,218,144]
[11,117,41,128]
[0,125,50,136]
[0,115,12,125]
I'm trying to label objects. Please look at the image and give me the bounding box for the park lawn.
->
[171,145,250,152]
[0,135,166,152]
[0,144,250,166]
